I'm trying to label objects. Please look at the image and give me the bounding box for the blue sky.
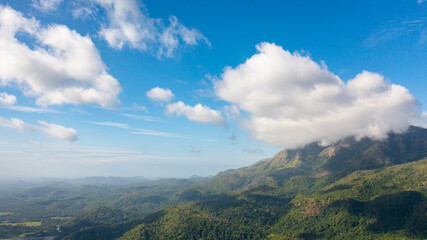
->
[0,0,425,178]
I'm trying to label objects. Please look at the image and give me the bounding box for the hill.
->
[118,158,427,240]
[7,126,424,239]
[113,126,427,240]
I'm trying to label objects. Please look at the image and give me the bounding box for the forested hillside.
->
[1,126,425,239]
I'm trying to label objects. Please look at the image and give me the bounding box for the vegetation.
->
[0,177,208,238]
[113,159,424,239]
[0,126,425,239]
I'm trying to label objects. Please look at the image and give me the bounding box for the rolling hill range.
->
[55,126,427,240]
[0,126,425,239]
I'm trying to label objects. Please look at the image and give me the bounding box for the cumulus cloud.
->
[0,92,17,105]
[0,5,122,108]
[32,0,63,11]
[88,0,209,57]
[166,101,225,126]
[146,87,174,102]
[215,42,419,149]
[0,116,78,141]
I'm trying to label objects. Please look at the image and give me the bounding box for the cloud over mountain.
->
[0,5,122,108]
[215,43,419,149]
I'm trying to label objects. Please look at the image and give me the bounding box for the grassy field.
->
[51,217,73,220]
[0,212,12,216]
[0,221,42,227]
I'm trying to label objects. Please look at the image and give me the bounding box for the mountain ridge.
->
[202,126,426,192]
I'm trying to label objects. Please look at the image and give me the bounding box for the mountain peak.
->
[208,126,426,191]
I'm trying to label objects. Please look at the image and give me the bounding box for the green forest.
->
[1,126,426,240]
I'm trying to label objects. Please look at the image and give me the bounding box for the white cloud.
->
[130,129,190,138]
[72,7,94,19]
[418,0,426,4]
[121,113,162,122]
[32,0,63,11]
[89,121,129,128]
[88,0,209,57]
[38,121,78,142]
[0,5,122,108]
[4,105,59,113]
[146,87,174,102]
[158,16,210,57]
[215,43,419,149]
[224,105,241,120]
[0,117,34,132]
[413,112,427,128]
[132,103,148,112]
[166,101,225,126]
[0,92,17,105]
[89,120,189,138]
[364,18,427,47]
[0,116,77,141]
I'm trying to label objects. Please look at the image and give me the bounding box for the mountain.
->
[117,158,427,240]
[201,126,427,192]
[114,126,427,240]
[9,126,424,240]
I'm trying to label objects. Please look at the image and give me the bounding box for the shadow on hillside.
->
[194,192,293,227]
[57,208,166,240]
[329,191,426,238]
[298,232,324,240]
[270,168,305,181]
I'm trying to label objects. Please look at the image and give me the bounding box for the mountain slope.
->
[268,158,427,239]
[203,126,427,192]
[57,126,427,240]
[119,158,427,240]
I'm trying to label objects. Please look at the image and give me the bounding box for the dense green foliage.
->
[117,159,427,240]
[1,126,425,239]
[115,126,427,240]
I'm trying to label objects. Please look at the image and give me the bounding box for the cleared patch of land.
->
[0,221,42,227]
